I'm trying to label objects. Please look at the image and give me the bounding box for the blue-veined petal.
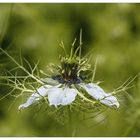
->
[18,85,52,110]
[100,95,119,108]
[47,86,77,107]
[79,83,119,108]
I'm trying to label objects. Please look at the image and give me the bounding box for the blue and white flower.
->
[19,76,119,110]
[18,33,119,110]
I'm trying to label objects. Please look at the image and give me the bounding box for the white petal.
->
[18,85,52,110]
[47,86,77,107]
[61,88,77,105]
[100,95,120,108]
[80,83,119,108]
[80,83,105,100]
[41,78,59,86]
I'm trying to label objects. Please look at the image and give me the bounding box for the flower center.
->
[52,58,82,85]
[52,75,82,85]
[50,40,91,85]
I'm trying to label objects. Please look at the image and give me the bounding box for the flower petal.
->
[80,83,105,100]
[41,78,59,86]
[80,83,119,108]
[100,95,119,108]
[18,85,52,110]
[47,86,77,107]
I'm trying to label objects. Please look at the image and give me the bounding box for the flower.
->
[18,80,119,110]
[18,31,119,110]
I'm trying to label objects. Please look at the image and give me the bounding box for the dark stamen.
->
[52,75,82,85]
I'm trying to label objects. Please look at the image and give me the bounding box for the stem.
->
[79,29,83,59]
[0,48,43,85]
[91,58,98,82]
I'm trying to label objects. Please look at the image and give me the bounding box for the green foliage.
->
[0,3,140,137]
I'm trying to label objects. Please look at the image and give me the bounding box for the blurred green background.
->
[0,3,140,137]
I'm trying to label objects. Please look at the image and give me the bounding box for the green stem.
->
[0,48,43,85]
